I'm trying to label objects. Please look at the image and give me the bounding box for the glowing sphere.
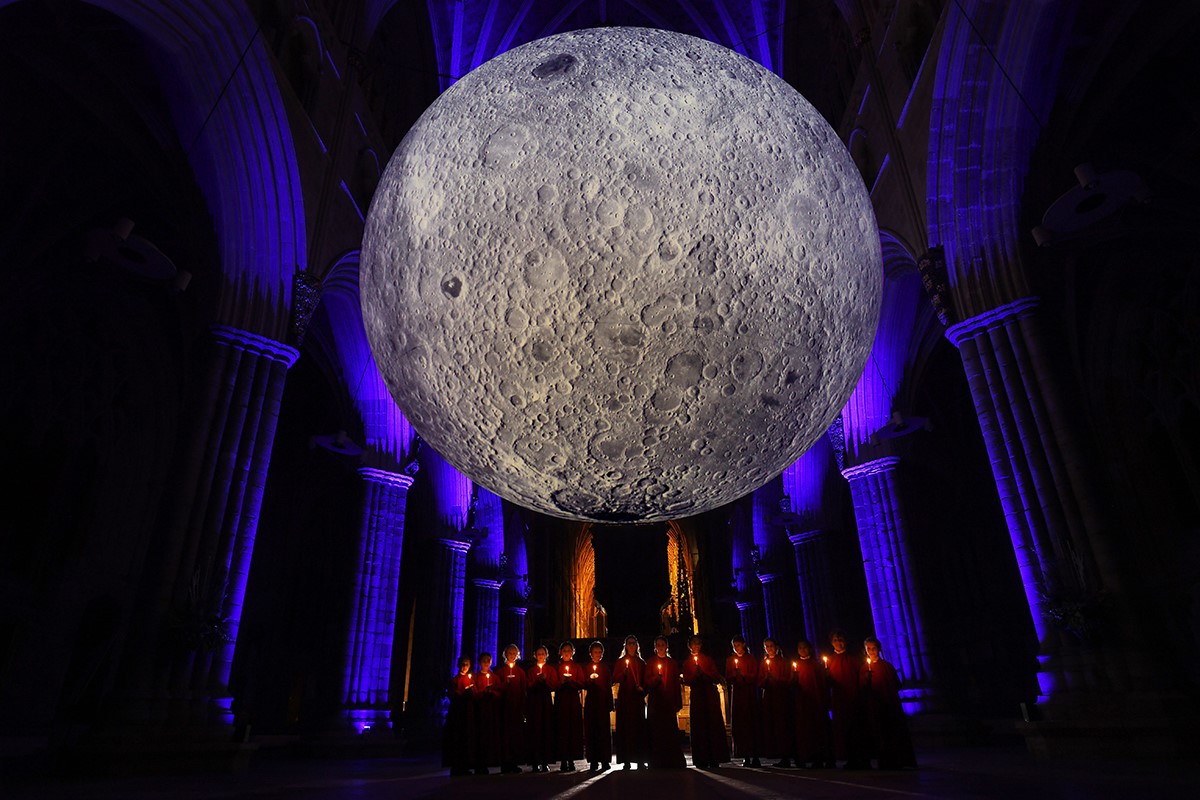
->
[362,27,880,522]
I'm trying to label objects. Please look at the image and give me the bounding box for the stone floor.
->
[4,744,1198,800]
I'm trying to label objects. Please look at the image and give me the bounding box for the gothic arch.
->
[0,0,308,340]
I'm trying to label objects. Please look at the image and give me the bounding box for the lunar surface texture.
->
[361,27,881,523]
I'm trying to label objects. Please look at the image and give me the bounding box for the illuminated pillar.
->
[499,604,527,658]
[947,298,1121,705]
[341,467,413,733]
[471,578,502,661]
[842,456,939,713]
[788,529,836,645]
[113,326,296,732]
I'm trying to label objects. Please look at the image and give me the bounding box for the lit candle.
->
[866,657,873,672]
[792,661,798,670]
[822,655,829,668]
[625,658,630,666]
[694,656,699,664]
[468,673,473,680]
[657,663,663,672]
[734,658,739,668]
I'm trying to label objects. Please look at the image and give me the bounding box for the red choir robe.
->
[644,655,686,768]
[526,662,556,767]
[443,672,476,774]
[612,655,649,765]
[791,656,832,765]
[826,651,860,761]
[756,655,793,759]
[682,653,729,768]
[724,653,761,760]
[496,662,528,769]
[555,658,585,761]
[473,668,502,769]
[848,657,917,769]
[583,661,613,765]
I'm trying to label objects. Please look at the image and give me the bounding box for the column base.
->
[1019,691,1200,759]
[344,707,393,735]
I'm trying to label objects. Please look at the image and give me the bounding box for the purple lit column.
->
[731,500,766,651]
[201,328,299,726]
[842,456,939,713]
[468,487,504,659]
[500,606,527,656]
[751,481,802,647]
[471,579,502,661]
[947,298,1112,703]
[341,467,413,733]
[788,529,837,645]
[758,573,791,644]
[413,451,473,731]
[115,326,297,731]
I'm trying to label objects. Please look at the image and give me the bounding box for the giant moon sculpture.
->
[362,27,881,523]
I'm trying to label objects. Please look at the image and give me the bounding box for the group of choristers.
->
[442,630,916,776]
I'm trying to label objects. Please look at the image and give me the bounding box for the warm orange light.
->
[792,661,798,669]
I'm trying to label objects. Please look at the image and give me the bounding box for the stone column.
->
[111,326,296,734]
[842,456,939,713]
[735,600,765,654]
[757,572,793,645]
[789,529,837,645]
[947,298,1130,706]
[340,467,413,733]
[499,605,527,658]
[471,578,502,663]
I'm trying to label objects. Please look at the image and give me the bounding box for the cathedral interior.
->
[2,0,1199,792]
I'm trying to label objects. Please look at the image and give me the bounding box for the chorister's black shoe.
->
[773,759,792,768]
[751,758,763,767]
[641,762,649,770]
[566,761,578,772]
[589,762,600,773]
[599,762,610,771]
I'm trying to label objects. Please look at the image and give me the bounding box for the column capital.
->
[472,578,503,590]
[437,537,472,554]
[841,455,901,482]
[210,324,299,367]
[758,572,784,584]
[945,296,1040,348]
[503,606,528,616]
[734,600,756,612]
[358,467,415,492]
[787,528,825,546]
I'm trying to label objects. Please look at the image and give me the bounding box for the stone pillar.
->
[471,579,502,663]
[111,326,296,734]
[735,599,765,653]
[499,605,527,658]
[789,528,837,645]
[340,467,413,733]
[758,573,793,645]
[946,298,1130,707]
[842,456,939,713]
